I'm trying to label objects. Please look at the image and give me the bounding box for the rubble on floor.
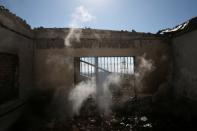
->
[9,96,197,131]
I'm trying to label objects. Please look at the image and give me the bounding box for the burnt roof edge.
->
[0,6,31,29]
[157,16,197,38]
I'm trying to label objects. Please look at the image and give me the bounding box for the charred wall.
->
[0,7,34,131]
[172,30,197,102]
[33,28,171,115]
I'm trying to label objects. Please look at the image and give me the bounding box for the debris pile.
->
[67,113,152,131]
[11,96,197,131]
[47,97,153,131]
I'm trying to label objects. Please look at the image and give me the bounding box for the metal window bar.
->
[116,57,117,73]
[80,57,134,78]
[80,60,110,77]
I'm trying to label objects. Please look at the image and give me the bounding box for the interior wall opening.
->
[0,53,19,105]
[74,56,134,84]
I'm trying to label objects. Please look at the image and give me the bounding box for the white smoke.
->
[68,77,96,115]
[134,53,155,91]
[68,73,121,116]
[71,6,95,23]
[65,5,95,46]
[64,5,99,116]
[97,73,121,116]
[65,28,82,47]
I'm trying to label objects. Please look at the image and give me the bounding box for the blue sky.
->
[0,0,196,33]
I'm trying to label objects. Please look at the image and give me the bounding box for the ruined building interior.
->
[0,5,197,131]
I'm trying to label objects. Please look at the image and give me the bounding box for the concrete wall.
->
[172,30,197,101]
[33,28,170,113]
[0,7,34,131]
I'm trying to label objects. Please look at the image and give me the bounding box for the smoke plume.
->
[68,77,96,115]
[64,5,95,46]
[97,73,121,116]
[71,6,95,23]
[68,73,121,116]
[134,53,155,91]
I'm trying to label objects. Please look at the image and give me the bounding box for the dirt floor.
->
[9,96,197,131]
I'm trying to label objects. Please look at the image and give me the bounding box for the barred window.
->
[80,57,134,78]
